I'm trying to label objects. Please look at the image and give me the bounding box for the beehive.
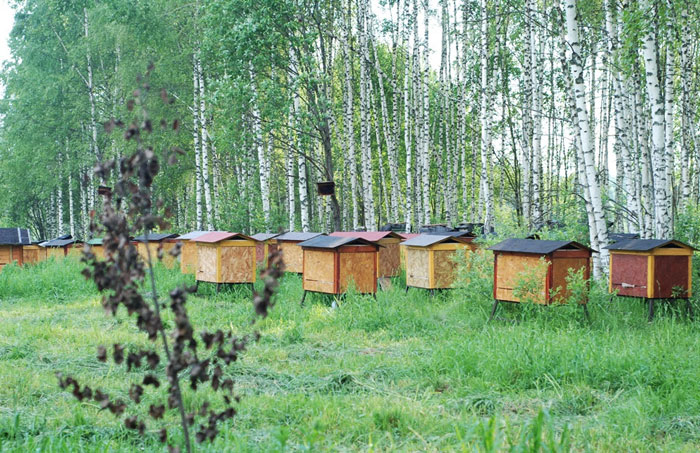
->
[21,244,47,264]
[0,228,30,271]
[606,239,695,320]
[86,238,105,259]
[401,234,478,289]
[330,231,402,277]
[177,231,209,274]
[251,233,281,268]
[398,233,420,266]
[276,232,323,273]
[194,232,257,286]
[488,239,593,319]
[40,235,80,259]
[299,235,379,297]
[133,233,180,268]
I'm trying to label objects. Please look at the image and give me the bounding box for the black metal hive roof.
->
[298,235,378,249]
[41,238,76,247]
[133,233,179,242]
[276,232,323,242]
[0,228,31,245]
[605,239,695,251]
[608,232,640,243]
[251,233,282,242]
[488,238,594,254]
[401,234,473,247]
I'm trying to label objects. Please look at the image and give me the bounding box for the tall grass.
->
[1,257,700,451]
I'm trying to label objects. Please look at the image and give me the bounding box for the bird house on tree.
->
[0,228,31,271]
[193,232,257,292]
[40,235,81,259]
[605,239,695,321]
[251,233,281,268]
[177,231,209,274]
[86,238,105,259]
[22,243,47,265]
[330,231,402,277]
[298,235,379,303]
[133,233,180,268]
[488,239,593,320]
[275,232,323,273]
[401,234,478,291]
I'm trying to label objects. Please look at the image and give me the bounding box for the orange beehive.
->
[251,233,281,268]
[299,235,379,302]
[401,234,478,290]
[606,239,695,321]
[0,228,31,271]
[275,232,323,273]
[133,233,180,268]
[330,231,402,277]
[488,239,593,320]
[194,232,257,292]
[22,244,47,264]
[86,238,105,259]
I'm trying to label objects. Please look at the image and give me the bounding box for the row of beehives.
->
[5,226,694,313]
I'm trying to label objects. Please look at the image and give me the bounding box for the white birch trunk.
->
[342,1,360,230]
[564,0,609,272]
[421,0,431,226]
[249,70,270,228]
[192,53,203,230]
[479,0,493,231]
[196,54,214,230]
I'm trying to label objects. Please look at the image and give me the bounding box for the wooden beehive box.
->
[606,239,694,299]
[194,232,257,284]
[398,233,420,267]
[22,244,47,265]
[40,235,80,259]
[401,234,478,289]
[0,228,30,271]
[177,231,209,274]
[251,233,281,268]
[488,239,593,304]
[86,238,105,260]
[330,231,402,277]
[276,232,323,273]
[299,235,379,295]
[133,233,180,268]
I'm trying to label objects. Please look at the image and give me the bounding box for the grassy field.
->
[1,255,700,452]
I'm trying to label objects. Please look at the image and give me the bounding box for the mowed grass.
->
[1,257,700,451]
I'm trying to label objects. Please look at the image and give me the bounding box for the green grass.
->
[1,257,700,451]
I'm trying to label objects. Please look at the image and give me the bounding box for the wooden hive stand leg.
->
[194,280,200,293]
[405,286,410,294]
[300,290,307,306]
[647,298,655,322]
[488,299,500,322]
[216,283,222,294]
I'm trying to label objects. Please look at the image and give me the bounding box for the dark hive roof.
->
[41,238,77,247]
[401,234,473,248]
[298,235,379,249]
[330,231,402,241]
[488,238,594,254]
[251,233,282,242]
[605,239,695,251]
[0,228,31,245]
[276,232,323,242]
[608,232,641,243]
[133,233,179,242]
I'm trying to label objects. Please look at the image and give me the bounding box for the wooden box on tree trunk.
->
[177,231,209,274]
[299,235,379,296]
[86,238,105,260]
[0,228,31,271]
[606,239,694,299]
[22,244,47,265]
[330,231,402,277]
[251,233,281,268]
[194,232,257,284]
[488,239,593,305]
[401,234,478,289]
[276,232,323,273]
[133,233,179,269]
[40,235,81,259]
